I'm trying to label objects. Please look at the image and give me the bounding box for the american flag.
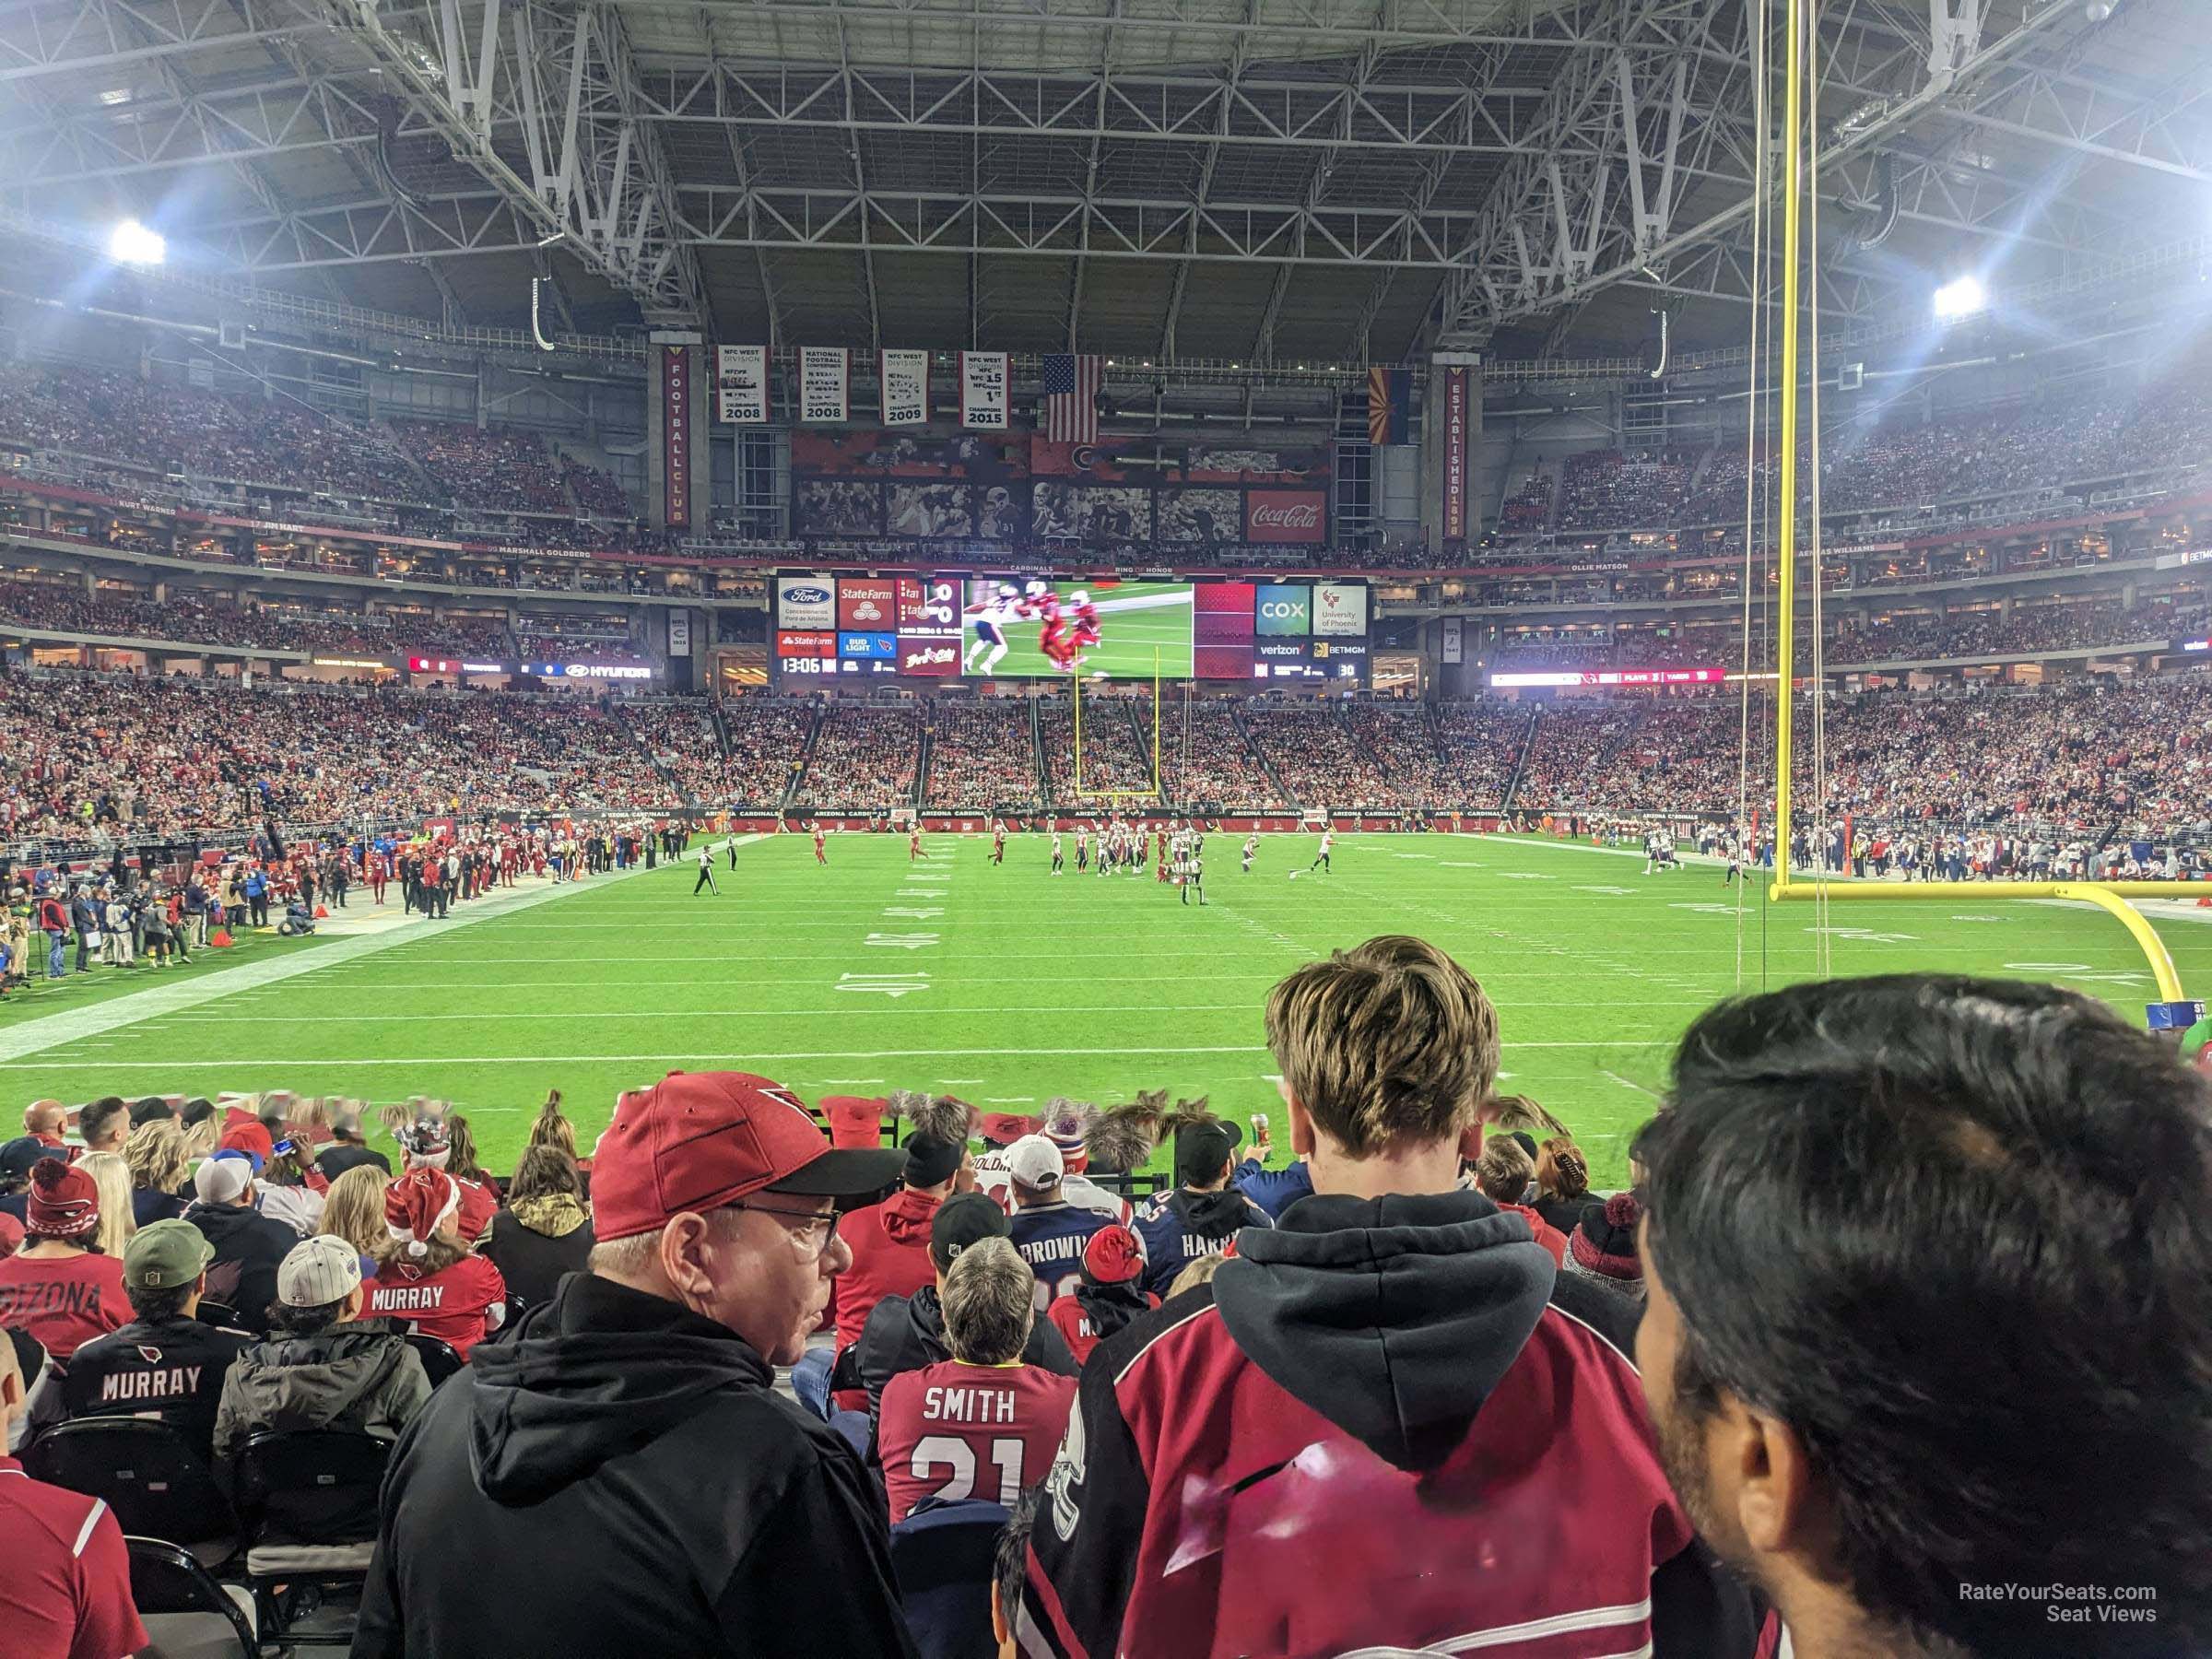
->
[1042,353,1101,444]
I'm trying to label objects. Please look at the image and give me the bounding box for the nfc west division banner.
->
[959,351,1008,429]
[716,345,768,424]
[800,347,849,424]
[880,350,930,425]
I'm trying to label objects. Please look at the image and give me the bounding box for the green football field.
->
[975,580,1194,679]
[5,831,2206,1187]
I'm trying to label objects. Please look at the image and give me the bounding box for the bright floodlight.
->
[107,219,165,265]
[1933,275,1985,320]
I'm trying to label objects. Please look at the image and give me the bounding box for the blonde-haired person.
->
[1530,1135,1595,1234]
[76,1152,137,1260]
[1017,934,1755,1657]
[527,1089,577,1160]
[176,1104,220,1163]
[321,1164,391,1279]
[123,1119,193,1226]
[1165,1250,1226,1299]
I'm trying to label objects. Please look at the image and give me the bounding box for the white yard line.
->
[0,1035,1670,1071]
[0,845,749,1065]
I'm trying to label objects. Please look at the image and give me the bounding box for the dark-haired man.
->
[1132,1118,1269,1297]
[1020,935,1755,1658]
[75,1097,128,1159]
[1634,973,2212,1659]
[61,1220,247,1464]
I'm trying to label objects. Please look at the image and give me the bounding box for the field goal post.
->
[1072,645,1174,808]
[1752,0,2194,1028]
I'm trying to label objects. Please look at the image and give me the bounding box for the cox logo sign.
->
[1255,584,1312,637]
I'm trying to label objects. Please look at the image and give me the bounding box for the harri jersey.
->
[877,1358,1077,1523]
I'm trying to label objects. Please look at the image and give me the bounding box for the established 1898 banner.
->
[716,345,768,424]
[959,351,1008,429]
[660,345,692,529]
[800,347,849,424]
[880,349,929,425]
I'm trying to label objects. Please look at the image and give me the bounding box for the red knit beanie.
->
[1080,1223,1145,1287]
[26,1157,100,1241]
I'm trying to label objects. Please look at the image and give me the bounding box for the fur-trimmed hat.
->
[384,1167,461,1258]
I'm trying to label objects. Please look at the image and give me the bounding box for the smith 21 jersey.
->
[877,1358,1077,1522]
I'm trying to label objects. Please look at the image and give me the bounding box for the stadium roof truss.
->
[0,0,2206,361]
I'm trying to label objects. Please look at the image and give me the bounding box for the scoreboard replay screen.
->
[771,571,1367,685]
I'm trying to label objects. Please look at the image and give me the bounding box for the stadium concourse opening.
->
[4,0,2212,1650]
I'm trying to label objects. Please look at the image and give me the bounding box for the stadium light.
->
[1933,275,1985,321]
[107,219,165,265]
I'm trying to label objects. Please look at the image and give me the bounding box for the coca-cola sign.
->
[1245,488,1328,544]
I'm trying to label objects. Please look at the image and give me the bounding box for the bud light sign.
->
[1245,488,1328,544]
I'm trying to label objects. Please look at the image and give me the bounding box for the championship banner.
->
[716,345,768,424]
[659,345,692,529]
[1441,616,1464,665]
[1441,365,1469,542]
[880,349,930,426]
[667,607,692,658]
[800,347,849,424]
[959,350,1008,429]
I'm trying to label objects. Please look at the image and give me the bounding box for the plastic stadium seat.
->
[126,1536,259,1659]
[231,1428,390,1642]
[23,1418,238,1566]
[890,1498,1010,1659]
[195,1301,243,1331]
[402,1333,465,1387]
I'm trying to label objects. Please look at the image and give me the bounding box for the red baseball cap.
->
[593,1072,907,1241]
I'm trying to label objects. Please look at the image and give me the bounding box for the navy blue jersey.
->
[1006,1202,1117,1313]
[1132,1188,1273,1298]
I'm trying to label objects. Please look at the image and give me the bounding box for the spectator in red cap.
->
[362,1169,507,1359]
[356,1071,917,1659]
[1045,1224,1159,1364]
[0,1159,129,1359]
[877,1236,1077,1523]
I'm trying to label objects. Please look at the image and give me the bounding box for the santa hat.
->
[384,1168,460,1258]
[1079,1224,1145,1288]
[26,1158,100,1241]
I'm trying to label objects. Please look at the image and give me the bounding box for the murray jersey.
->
[877,1358,1078,1522]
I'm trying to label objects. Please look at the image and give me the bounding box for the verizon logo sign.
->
[1245,489,1327,544]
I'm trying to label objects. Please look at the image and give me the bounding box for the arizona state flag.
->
[1367,367,1412,445]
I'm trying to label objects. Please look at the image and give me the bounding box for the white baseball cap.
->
[1005,1134,1065,1190]
[193,1151,255,1206]
[277,1234,364,1307]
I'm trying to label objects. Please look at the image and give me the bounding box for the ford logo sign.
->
[783,585,831,604]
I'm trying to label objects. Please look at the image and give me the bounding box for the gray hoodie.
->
[212,1323,431,1461]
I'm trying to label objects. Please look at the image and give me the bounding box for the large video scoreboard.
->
[771,571,1368,685]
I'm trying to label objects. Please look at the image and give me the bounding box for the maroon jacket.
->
[1020,1190,1759,1658]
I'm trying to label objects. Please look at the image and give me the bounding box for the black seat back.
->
[22,1418,236,1547]
[231,1430,390,1547]
[402,1333,464,1387]
[124,1535,256,1657]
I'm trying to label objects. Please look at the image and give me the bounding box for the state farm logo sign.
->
[778,575,835,629]
[838,579,898,629]
[1245,488,1328,544]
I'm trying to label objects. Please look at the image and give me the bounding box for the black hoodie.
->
[1019,1188,1759,1659]
[355,1273,917,1659]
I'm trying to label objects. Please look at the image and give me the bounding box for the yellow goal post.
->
[1759,0,2193,1026]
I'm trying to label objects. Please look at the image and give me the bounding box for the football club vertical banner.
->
[880,349,930,425]
[1441,365,1470,542]
[660,346,692,530]
[959,350,1008,429]
[716,345,768,424]
[1367,367,1411,445]
[800,347,849,424]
